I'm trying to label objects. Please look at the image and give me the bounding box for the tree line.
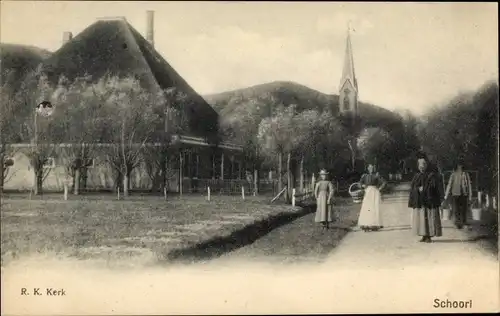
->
[3,70,495,200]
[417,80,498,195]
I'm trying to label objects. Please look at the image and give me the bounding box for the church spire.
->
[339,24,358,115]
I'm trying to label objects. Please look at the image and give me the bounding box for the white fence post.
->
[164,187,167,201]
[207,186,211,201]
[485,194,490,208]
[292,188,296,207]
[493,196,497,210]
[478,191,482,207]
[63,184,68,201]
[241,186,245,200]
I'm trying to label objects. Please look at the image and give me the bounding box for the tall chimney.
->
[62,31,73,45]
[146,10,154,47]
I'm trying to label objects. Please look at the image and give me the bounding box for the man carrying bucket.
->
[443,158,473,230]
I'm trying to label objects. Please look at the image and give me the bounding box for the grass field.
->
[215,201,361,264]
[1,194,308,267]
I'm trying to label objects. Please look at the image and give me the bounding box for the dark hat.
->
[416,151,429,161]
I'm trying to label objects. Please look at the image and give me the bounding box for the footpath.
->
[318,183,498,313]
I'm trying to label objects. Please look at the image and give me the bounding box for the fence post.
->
[292,188,296,207]
[164,187,167,201]
[207,186,211,201]
[117,187,120,200]
[485,194,490,208]
[493,196,497,210]
[241,186,245,200]
[478,191,482,207]
[63,183,68,201]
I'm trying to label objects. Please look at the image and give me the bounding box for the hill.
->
[0,43,52,90]
[203,81,401,130]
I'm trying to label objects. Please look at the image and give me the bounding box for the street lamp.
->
[32,101,55,195]
[33,101,55,144]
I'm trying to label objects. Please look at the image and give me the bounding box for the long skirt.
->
[412,207,442,237]
[315,191,333,223]
[357,186,382,229]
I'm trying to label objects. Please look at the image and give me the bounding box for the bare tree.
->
[0,70,20,195]
[12,73,61,195]
[257,104,296,202]
[100,76,164,197]
[142,87,188,193]
[50,75,109,194]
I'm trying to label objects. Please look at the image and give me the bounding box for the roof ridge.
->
[119,20,162,92]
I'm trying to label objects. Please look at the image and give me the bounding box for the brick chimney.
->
[146,10,154,47]
[62,31,73,45]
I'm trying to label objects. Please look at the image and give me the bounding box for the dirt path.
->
[324,190,497,269]
[201,184,499,313]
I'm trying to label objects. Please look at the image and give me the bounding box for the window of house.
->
[182,151,190,179]
[85,158,96,168]
[43,157,56,169]
[3,157,15,168]
[194,153,199,179]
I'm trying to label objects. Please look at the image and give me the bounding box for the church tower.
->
[338,26,358,115]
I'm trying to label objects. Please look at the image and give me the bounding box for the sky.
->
[1,1,498,115]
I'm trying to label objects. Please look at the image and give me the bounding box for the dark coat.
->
[408,169,443,209]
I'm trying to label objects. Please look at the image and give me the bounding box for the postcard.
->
[1,1,498,314]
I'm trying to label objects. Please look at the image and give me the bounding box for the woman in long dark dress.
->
[408,154,443,243]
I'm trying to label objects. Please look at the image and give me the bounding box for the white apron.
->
[357,186,383,228]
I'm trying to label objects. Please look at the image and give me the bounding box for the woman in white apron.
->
[357,164,386,232]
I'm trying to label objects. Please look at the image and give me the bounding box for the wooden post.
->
[277,152,283,192]
[164,186,167,201]
[220,153,224,180]
[207,186,211,201]
[253,169,258,196]
[241,186,245,200]
[212,154,216,179]
[238,158,242,180]
[63,183,68,201]
[117,187,120,200]
[179,151,183,196]
[230,155,235,180]
[292,188,296,206]
[478,191,482,206]
[299,156,304,193]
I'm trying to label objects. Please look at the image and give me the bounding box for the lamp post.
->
[32,101,55,195]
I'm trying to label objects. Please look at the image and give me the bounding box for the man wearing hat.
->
[314,169,336,229]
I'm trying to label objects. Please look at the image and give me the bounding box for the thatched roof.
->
[35,18,218,140]
[0,43,51,91]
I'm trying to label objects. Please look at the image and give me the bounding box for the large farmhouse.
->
[2,11,245,194]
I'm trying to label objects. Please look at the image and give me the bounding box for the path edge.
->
[164,204,316,263]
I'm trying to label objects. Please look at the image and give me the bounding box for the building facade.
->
[2,12,246,194]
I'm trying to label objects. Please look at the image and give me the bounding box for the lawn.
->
[216,198,360,264]
[0,194,303,267]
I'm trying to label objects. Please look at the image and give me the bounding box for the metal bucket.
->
[440,208,452,221]
[471,207,482,221]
